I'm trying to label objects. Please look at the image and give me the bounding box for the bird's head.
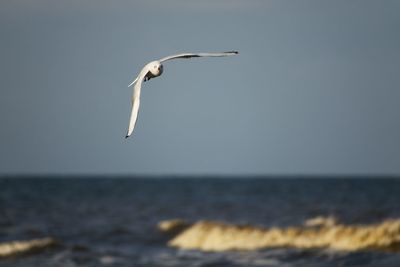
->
[148,61,163,77]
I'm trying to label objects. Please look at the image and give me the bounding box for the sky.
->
[0,0,399,176]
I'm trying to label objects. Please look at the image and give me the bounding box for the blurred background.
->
[1,0,400,176]
[1,2,400,266]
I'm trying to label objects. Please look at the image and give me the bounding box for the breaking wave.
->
[160,217,400,252]
[0,238,57,258]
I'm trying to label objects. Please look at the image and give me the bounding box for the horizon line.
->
[1,173,400,179]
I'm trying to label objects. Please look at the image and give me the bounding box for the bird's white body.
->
[126,51,238,138]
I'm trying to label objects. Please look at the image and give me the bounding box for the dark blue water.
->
[1,177,400,267]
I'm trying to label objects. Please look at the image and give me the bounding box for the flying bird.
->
[125,51,238,138]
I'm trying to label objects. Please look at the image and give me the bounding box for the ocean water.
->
[0,177,400,267]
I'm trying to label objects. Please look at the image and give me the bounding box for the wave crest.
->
[160,218,400,252]
[0,238,57,258]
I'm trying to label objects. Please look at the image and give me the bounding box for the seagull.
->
[125,51,238,138]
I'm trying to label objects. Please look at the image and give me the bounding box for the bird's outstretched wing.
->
[159,51,238,63]
[126,68,149,138]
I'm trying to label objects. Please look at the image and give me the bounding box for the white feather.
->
[125,51,238,138]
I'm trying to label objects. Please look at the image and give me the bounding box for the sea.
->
[0,176,400,267]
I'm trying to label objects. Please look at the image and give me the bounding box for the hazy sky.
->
[1,0,399,175]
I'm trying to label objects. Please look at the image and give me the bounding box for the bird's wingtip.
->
[226,50,239,54]
[128,79,137,87]
[125,134,130,139]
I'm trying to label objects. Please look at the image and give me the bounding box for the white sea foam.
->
[161,218,400,252]
[0,237,57,258]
